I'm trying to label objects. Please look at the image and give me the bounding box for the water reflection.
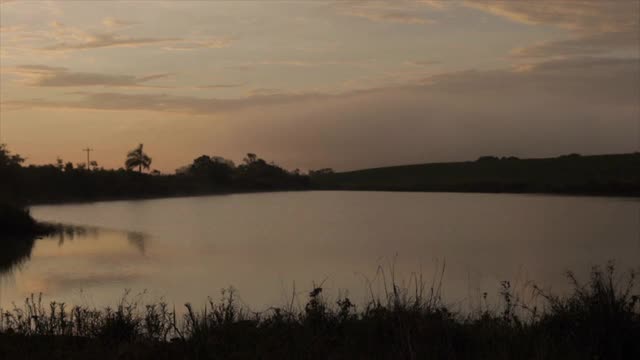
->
[0,225,150,288]
[0,236,36,274]
[5,192,638,312]
[48,225,150,254]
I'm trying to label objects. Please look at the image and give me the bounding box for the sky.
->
[1,0,638,172]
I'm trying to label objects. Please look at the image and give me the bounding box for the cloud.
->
[511,31,640,58]
[465,1,640,60]
[102,17,140,29]
[336,2,433,25]
[4,57,638,169]
[196,83,245,89]
[6,57,637,113]
[229,59,374,69]
[3,65,244,90]
[343,9,432,24]
[464,0,638,32]
[417,0,449,10]
[248,88,284,96]
[226,65,254,72]
[1,21,232,53]
[2,90,325,113]
[43,32,180,51]
[405,60,441,66]
[0,25,23,33]
[161,37,234,51]
[2,57,637,170]
[4,65,171,88]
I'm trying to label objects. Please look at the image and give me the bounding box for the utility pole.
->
[82,148,93,169]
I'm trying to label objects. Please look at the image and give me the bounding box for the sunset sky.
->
[1,0,638,172]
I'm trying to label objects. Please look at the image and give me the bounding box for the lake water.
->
[2,191,639,312]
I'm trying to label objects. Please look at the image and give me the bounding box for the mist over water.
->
[2,192,639,311]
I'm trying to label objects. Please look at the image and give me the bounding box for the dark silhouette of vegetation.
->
[0,235,35,274]
[0,263,637,359]
[0,144,309,205]
[2,144,638,208]
[0,144,25,205]
[311,153,640,196]
[125,144,152,173]
[0,203,55,273]
[0,204,53,238]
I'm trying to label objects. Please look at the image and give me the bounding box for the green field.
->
[312,153,640,196]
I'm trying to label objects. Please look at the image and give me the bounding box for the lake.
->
[2,191,639,312]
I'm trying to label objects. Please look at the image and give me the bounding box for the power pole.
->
[82,148,93,169]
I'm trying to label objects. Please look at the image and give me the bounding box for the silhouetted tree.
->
[243,153,258,165]
[0,144,24,168]
[309,168,334,177]
[0,145,25,204]
[125,144,152,173]
[55,157,64,170]
[187,155,235,185]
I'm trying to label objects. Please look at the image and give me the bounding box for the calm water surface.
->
[2,191,638,311]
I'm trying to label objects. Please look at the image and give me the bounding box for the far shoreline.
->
[26,187,640,208]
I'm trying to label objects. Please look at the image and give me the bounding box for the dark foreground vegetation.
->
[0,264,638,359]
[313,153,640,196]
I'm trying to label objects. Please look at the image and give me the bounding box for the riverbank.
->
[0,204,54,238]
[24,187,640,208]
[0,204,56,273]
[0,264,637,359]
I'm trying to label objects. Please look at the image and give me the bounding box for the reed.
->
[0,263,638,359]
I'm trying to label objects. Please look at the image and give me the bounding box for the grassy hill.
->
[312,153,640,196]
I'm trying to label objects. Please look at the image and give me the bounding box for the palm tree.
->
[125,144,152,173]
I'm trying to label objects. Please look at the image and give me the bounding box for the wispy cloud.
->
[336,2,433,25]
[228,59,375,70]
[510,31,639,59]
[161,37,234,51]
[3,57,637,170]
[248,88,284,96]
[5,57,637,114]
[102,17,140,29]
[3,65,171,88]
[44,32,180,51]
[1,21,233,54]
[342,8,432,25]
[465,0,640,60]
[0,24,23,33]
[464,0,638,32]
[405,60,441,66]
[196,83,245,89]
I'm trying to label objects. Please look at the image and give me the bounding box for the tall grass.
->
[1,263,638,359]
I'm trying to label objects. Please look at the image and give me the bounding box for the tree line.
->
[0,144,317,205]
